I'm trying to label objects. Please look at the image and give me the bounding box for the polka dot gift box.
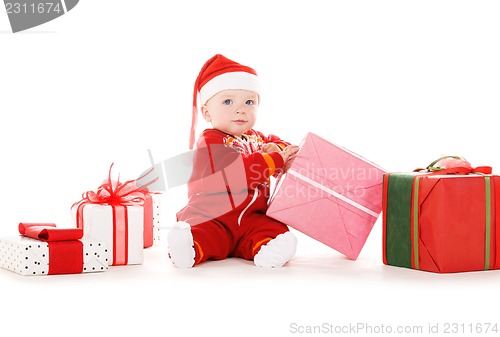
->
[0,223,108,276]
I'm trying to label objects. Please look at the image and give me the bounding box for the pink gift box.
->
[266,132,386,260]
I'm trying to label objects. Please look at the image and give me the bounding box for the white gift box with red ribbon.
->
[73,204,144,266]
[71,163,154,266]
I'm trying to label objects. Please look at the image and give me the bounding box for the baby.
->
[167,54,299,268]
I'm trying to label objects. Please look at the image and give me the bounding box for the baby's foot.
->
[254,232,298,268]
[167,221,195,268]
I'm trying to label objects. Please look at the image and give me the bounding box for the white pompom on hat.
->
[190,54,260,149]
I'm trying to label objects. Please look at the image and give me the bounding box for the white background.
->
[1,1,500,336]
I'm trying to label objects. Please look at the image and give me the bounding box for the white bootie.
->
[254,232,298,268]
[167,221,195,268]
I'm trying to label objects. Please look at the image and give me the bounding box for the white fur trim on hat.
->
[199,71,260,104]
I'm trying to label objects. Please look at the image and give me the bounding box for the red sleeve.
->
[195,129,285,191]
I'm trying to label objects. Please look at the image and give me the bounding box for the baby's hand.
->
[280,145,300,164]
[261,143,281,153]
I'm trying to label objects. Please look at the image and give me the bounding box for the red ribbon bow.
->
[79,163,145,206]
[73,163,157,208]
[19,223,83,241]
[414,156,492,175]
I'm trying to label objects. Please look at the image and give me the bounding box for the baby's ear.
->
[200,105,211,121]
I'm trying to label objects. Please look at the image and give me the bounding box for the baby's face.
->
[202,89,259,137]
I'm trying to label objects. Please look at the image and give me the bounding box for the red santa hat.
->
[190,54,260,149]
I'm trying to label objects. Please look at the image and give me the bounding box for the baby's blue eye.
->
[245,100,254,105]
[224,99,232,105]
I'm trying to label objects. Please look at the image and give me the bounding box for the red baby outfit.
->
[177,128,291,265]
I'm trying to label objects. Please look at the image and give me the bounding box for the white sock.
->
[254,232,298,268]
[167,221,195,268]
